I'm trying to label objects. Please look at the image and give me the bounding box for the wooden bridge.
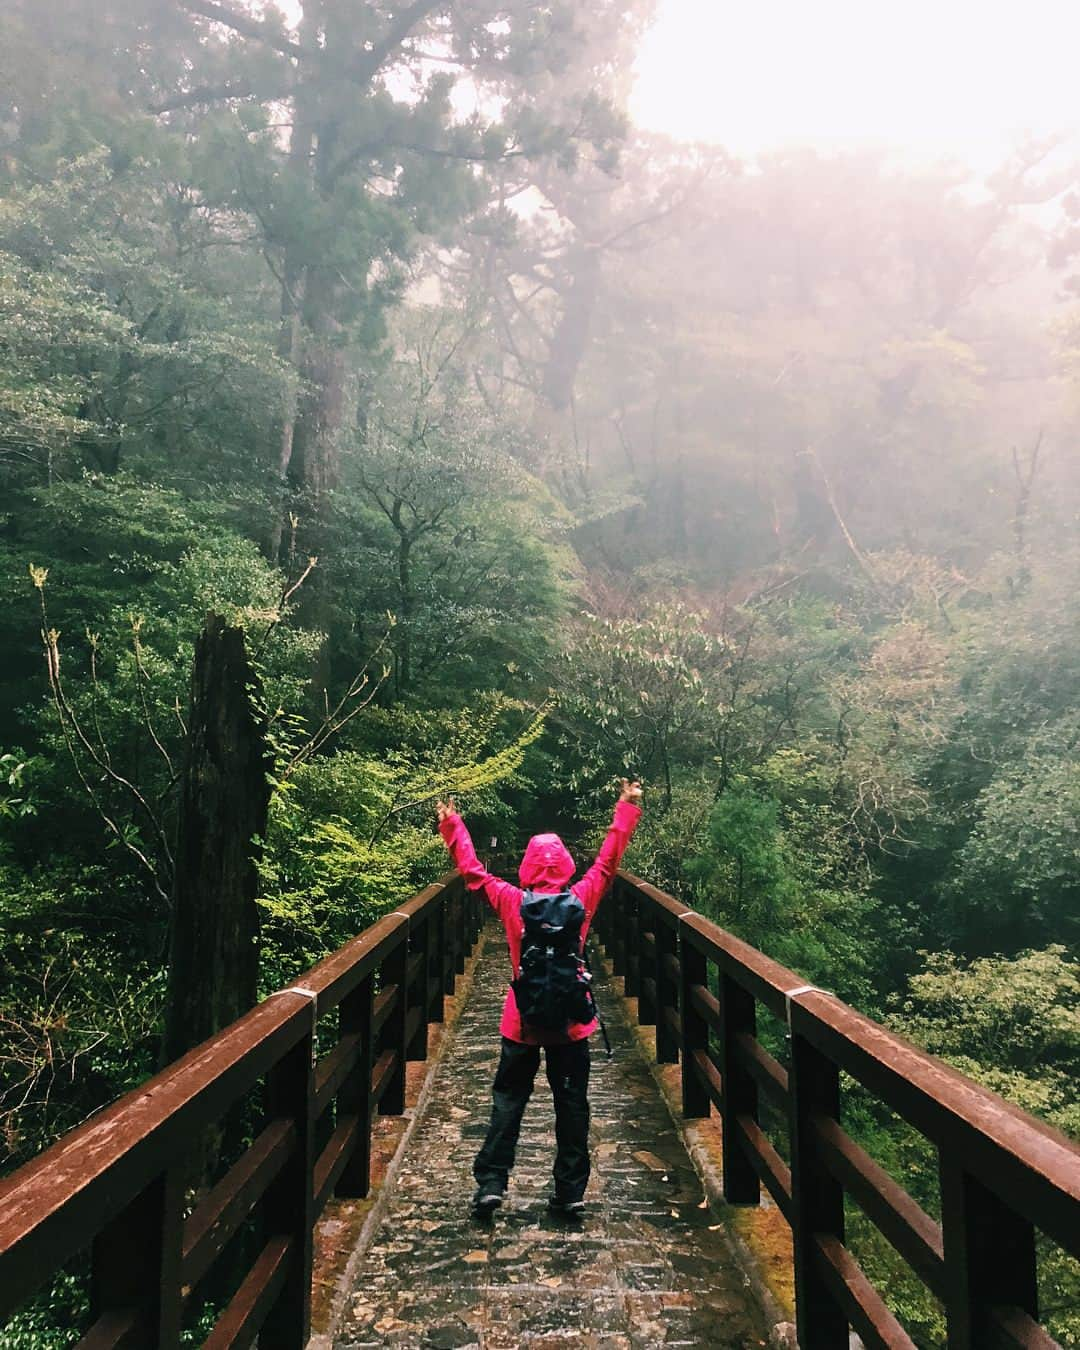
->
[1,871,1078,1348]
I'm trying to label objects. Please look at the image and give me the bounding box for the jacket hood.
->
[518,833,575,890]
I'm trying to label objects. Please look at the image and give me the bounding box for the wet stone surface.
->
[334,924,768,1348]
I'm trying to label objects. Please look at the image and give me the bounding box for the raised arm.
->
[437,797,519,914]
[574,780,643,918]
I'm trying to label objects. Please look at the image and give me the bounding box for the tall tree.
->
[147,0,640,549]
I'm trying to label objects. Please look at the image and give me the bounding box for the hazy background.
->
[633,0,1080,166]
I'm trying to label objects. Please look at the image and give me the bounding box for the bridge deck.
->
[331,923,766,1349]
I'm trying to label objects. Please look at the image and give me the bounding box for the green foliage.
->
[0,148,285,487]
[870,947,1080,1346]
[0,755,38,821]
[257,699,547,981]
[0,866,165,1167]
[341,313,568,697]
[555,602,730,808]
[0,1267,90,1349]
[951,755,1080,948]
[890,946,1080,1136]
[684,767,879,1004]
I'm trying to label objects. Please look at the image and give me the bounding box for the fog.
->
[253,0,1080,585]
[633,0,1080,166]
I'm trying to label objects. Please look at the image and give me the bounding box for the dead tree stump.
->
[164,614,270,1067]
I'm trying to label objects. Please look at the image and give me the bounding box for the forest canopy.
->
[0,3,1078,1345]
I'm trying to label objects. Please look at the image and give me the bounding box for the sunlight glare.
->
[630,0,1080,166]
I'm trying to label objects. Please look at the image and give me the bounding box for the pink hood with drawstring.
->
[439,800,642,1043]
[518,833,576,891]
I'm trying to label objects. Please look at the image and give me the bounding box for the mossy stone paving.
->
[333,924,768,1349]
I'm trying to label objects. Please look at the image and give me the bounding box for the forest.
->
[0,1,1077,1345]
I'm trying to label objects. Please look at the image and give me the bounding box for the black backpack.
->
[511,890,596,1031]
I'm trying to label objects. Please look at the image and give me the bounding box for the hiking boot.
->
[472,1188,504,1213]
[547,1194,585,1217]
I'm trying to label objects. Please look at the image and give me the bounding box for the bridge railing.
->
[596,871,1080,1350]
[0,871,482,1349]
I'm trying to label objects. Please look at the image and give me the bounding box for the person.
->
[436,779,644,1216]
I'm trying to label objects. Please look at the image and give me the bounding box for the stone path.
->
[333,924,768,1349]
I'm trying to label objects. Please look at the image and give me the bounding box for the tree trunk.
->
[268,2,321,562]
[541,244,602,413]
[269,0,350,557]
[288,265,347,506]
[163,614,270,1066]
[394,522,414,695]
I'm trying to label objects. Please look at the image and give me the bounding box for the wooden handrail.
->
[598,869,1080,1350]
[9,857,1076,1349]
[0,871,483,1348]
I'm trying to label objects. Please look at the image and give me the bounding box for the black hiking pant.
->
[473,1036,591,1202]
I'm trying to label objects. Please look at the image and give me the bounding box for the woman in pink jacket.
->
[437,779,643,1215]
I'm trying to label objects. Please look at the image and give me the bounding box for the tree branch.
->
[329,135,521,186]
[351,0,448,83]
[177,0,304,59]
[130,620,175,778]
[803,445,880,588]
[33,578,174,897]
[150,75,294,114]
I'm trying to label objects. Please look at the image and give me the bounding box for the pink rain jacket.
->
[438,800,642,1044]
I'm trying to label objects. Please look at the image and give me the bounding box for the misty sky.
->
[631,0,1080,166]
[270,0,1080,167]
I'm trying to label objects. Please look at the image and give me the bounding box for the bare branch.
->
[803,445,880,588]
[130,618,176,777]
[277,629,397,787]
[32,582,173,899]
[251,553,318,661]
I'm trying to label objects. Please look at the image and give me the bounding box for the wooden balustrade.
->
[594,871,1080,1350]
[0,872,482,1348]
[6,856,1078,1350]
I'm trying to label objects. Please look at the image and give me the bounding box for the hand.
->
[619,778,643,805]
[436,796,457,824]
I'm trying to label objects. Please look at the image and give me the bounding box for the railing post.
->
[456,874,466,963]
[678,926,710,1117]
[453,882,466,976]
[443,882,457,995]
[637,904,657,1027]
[430,892,447,1022]
[655,918,680,1064]
[472,886,483,942]
[592,889,608,950]
[89,1167,184,1347]
[609,883,627,978]
[378,928,408,1116]
[468,889,478,947]
[623,880,640,998]
[718,972,760,1204]
[406,912,428,1062]
[789,1021,846,1349]
[261,1016,315,1350]
[939,1159,1038,1350]
[337,971,375,1198]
